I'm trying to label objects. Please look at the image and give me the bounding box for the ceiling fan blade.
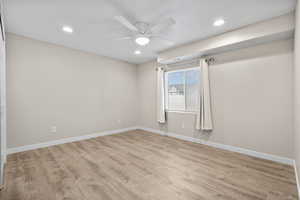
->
[152,35,174,46]
[114,36,133,41]
[151,18,176,34]
[114,16,138,32]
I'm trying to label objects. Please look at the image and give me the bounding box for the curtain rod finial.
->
[205,57,215,64]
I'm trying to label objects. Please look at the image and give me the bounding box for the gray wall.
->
[6,33,295,160]
[138,39,294,158]
[6,34,138,148]
[294,0,300,183]
[0,27,4,185]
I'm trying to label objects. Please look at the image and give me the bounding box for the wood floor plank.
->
[0,130,298,200]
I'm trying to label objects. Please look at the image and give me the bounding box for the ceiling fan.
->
[114,16,176,46]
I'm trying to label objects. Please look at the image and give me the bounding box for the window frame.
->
[165,66,200,113]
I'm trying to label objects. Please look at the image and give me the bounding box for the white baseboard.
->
[6,125,295,166]
[138,127,167,136]
[1,152,6,165]
[137,126,294,166]
[7,126,139,155]
[294,161,300,199]
[0,160,4,186]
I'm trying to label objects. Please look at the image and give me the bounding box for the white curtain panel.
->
[196,59,213,130]
[157,67,166,123]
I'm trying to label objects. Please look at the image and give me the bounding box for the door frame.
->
[0,0,6,186]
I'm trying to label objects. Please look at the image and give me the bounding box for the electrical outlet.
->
[117,120,121,124]
[50,126,57,133]
[181,123,185,129]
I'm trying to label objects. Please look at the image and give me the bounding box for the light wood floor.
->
[0,130,298,200]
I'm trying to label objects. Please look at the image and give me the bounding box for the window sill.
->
[166,110,198,115]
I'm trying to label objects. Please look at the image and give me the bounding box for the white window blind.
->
[165,67,200,112]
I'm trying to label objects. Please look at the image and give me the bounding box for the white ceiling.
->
[4,0,296,64]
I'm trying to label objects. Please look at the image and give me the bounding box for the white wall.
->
[138,39,294,158]
[6,33,138,148]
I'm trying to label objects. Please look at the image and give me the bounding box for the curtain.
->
[196,59,213,131]
[157,67,166,123]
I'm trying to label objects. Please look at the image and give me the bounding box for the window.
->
[165,67,200,112]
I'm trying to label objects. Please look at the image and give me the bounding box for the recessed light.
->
[135,37,150,46]
[134,50,141,55]
[213,19,225,27]
[62,25,73,34]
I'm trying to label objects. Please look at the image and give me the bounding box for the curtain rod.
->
[156,56,215,71]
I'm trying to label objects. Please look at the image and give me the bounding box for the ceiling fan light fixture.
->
[135,36,150,46]
[62,25,74,34]
[134,50,141,55]
[213,18,225,27]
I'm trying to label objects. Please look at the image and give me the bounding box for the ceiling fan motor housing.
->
[135,22,151,34]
